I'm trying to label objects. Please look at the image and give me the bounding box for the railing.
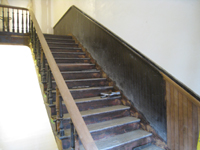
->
[0,4,98,150]
[0,5,29,33]
[29,10,98,150]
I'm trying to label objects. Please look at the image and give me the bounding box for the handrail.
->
[0,4,28,10]
[29,10,98,150]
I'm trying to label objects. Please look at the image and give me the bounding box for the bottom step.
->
[80,130,152,150]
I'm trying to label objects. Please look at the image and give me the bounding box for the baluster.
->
[7,8,9,32]
[2,7,4,32]
[41,49,46,84]
[59,96,65,136]
[26,10,28,33]
[29,13,30,33]
[30,20,33,43]
[55,86,60,133]
[33,28,37,55]
[75,130,79,150]
[22,10,24,33]
[45,64,49,97]
[47,65,53,104]
[70,120,75,149]
[37,38,41,71]
[12,9,14,32]
[16,9,18,32]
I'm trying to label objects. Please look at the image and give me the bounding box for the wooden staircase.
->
[44,34,163,150]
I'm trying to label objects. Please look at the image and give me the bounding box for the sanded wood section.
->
[29,10,98,150]
[162,73,200,150]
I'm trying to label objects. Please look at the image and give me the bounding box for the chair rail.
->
[29,10,98,150]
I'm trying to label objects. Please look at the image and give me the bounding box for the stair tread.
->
[50,47,81,49]
[52,52,85,54]
[52,86,113,93]
[80,130,152,150]
[75,96,121,103]
[61,70,99,73]
[62,105,130,119]
[51,96,121,106]
[57,63,93,65]
[61,117,140,138]
[55,58,89,59]
[141,145,164,150]
[69,86,113,91]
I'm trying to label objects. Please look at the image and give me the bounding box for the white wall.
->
[51,0,200,96]
[14,0,200,96]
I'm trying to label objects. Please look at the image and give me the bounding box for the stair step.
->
[62,105,130,120]
[52,86,113,100]
[48,43,79,48]
[50,96,122,115]
[62,117,140,138]
[53,105,130,129]
[54,58,90,63]
[52,52,85,58]
[46,39,75,43]
[60,70,101,79]
[80,130,152,150]
[59,117,141,149]
[47,40,75,44]
[44,34,72,39]
[52,78,108,89]
[133,144,164,150]
[70,86,113,99]
[50,47,83,52]
[57,63,95,71]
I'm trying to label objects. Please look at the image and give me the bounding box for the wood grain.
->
[163,74,200,150]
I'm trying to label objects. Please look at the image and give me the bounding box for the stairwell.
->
[43,34,164,150]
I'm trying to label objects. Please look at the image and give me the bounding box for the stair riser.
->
[48,44,78,47]
[50,48,82,52]
[61,72,101,80]
[52,79,108,89]
[50,98,121,115]
[58,65,95,71]
[52,53,86,58]
[60,122,140,149]
[46,58,89,63]
[44,34,72,39]
[46,39,75,43]
[52,87,113,100]
[62,109,130,129]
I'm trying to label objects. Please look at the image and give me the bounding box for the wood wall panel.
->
[163,73,200,150]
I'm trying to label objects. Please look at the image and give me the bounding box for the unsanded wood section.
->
[162,73,200,150]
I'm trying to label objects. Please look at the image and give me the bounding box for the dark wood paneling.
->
[54,6,167,142]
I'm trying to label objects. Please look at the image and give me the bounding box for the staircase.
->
[43,34,164,150]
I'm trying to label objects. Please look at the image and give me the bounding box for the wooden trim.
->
[0,4,28,10]
[161,72,200,107]
[29,10,98,150]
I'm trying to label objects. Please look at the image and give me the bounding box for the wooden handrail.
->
[0,4,28,10]
[29,10,98,150]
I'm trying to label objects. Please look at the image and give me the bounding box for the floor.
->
[0,45,58,150]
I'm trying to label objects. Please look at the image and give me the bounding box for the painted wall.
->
[6,0,200,95]
[51,0,200,96]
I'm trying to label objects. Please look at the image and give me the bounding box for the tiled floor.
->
[0,45,58,150]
